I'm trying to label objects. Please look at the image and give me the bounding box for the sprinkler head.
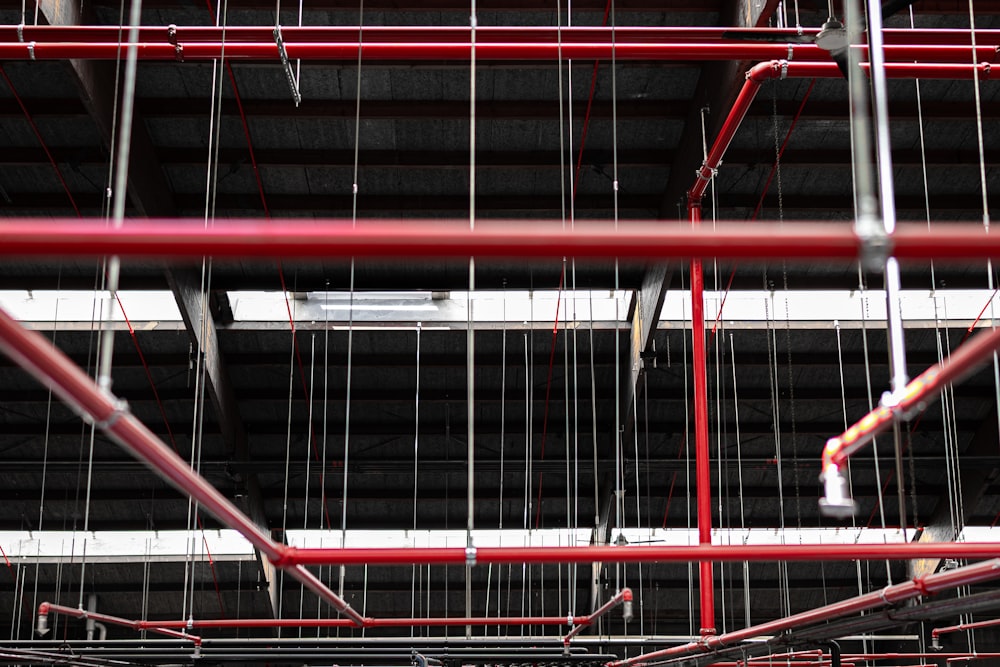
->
[819,468,857,519]
[622,600,634,623]
[36,612,49,636]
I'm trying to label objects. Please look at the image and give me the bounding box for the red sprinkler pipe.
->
[606,557,1000,667]
[688,200,715,637]
[563,588,633,645]
[4,307,1000,566]
[0,41,993,63]
[277,541,1000,566]
[0,310,365,628]
[932,617,1000,647]
[820,325,1000,515]
[137,615,591,630]
[7,219,1000,262]
[36,602,202,645]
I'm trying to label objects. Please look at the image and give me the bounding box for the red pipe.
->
[276,542,1000,566]
[688,201,715,637]
[6,219,1000,262]
[563,588,633,645]
[0,42,993,63]
[0,310,364,628]
[37,602,202,645]
[137,615,590,629]
[606,557,1000,667]
[932,616,1000,643]
[821,325,1000,510]
[4,25,997,45]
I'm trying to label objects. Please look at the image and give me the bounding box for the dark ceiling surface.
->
[2,0,1000,665]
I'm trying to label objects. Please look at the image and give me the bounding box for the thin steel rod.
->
[606,558,1000,667]
[5,219,1000,261]
[0,42,994,62]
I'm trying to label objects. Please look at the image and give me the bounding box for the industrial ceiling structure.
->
[2,1,1000,666]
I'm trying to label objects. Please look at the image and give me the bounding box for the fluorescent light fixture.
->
[320,304,438,312]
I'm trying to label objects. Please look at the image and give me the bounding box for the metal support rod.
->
[7,219,1000,261]
[0,41,994,62]
[865,0,909,396]
[606,558,1000,667]
[562,588,633,645]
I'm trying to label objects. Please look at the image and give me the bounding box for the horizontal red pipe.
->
[0,310,365,627]
[38,602,201,644]
[275,542,1000,567]
[4,219,1000,262]
[0,41,993,62]
[144,615,589,629]
[824,325,1000,472]
[932,616,1000,640]
[607,558,1000,667]
[4,25,997,45]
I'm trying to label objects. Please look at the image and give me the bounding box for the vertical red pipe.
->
[689,200,715,636]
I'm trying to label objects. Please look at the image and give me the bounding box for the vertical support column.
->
[688,198,715,637]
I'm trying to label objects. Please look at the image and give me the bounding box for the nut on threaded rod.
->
[818,465,857,518]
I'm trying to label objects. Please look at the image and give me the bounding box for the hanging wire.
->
[728,333,750,629]
[297,334,318,630]
[411,323,421,621]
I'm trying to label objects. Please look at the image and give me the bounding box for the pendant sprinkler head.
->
[818,464,857,519]
[36,606,49,636]
[621,588,634,623]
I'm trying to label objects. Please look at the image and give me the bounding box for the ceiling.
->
[1,1,1000,666]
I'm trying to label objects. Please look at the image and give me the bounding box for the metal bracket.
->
[854,205,893,272]
[787,43,794,61]
[174,44,184,62]
[273,25,302,108]
[465,546,477,566]
[167,24,178,45]
[27,41,35,61]
[780,59,789,79]
[92,399,130,430]
[16,23,24,42]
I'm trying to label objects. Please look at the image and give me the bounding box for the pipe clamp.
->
[465,546,477,566]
